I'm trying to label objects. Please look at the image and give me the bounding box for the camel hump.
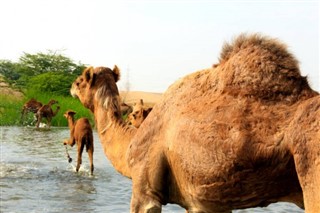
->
[217,33,316,103]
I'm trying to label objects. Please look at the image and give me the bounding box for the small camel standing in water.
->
[63,110,94,175]
[35,99,60,128]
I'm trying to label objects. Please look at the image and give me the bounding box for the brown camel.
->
[63,110,94,175]
[35,99,60,128]
[70,33,320,213]
[21,98,43,123]
[127,99,152,128]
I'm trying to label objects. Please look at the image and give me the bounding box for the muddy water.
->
[0,127,303,212]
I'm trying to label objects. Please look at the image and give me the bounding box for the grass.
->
[0,90,94,127]
[0,94,24,126]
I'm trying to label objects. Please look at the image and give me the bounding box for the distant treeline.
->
[0,50,86,96]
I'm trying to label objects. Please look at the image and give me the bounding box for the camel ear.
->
[67,110,76,116]
[69,111,76,115]
[112,65,120,82]
[140,99,144,105]
[84,67,96,86]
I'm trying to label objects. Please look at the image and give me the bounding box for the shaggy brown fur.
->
[70,33,319,213]
[21,98,43,122]
[63,110,94,175]
[127,99,152,128]
[35,99,60,128]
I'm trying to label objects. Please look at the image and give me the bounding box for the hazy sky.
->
[0,0,319,92]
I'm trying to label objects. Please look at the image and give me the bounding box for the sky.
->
[0,0,319,93]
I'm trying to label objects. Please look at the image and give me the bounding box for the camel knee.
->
[130,202,162,213]
[145,204,161,213]
[130,192,162,213]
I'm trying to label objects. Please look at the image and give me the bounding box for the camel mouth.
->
[70,89,78,98]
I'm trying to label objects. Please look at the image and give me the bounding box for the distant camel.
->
[35,99,60,128]
[63,110,94,175]
[70,34,319,212]
[21,98,43,123]
[127,99,152,128]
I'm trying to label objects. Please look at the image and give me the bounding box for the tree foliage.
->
[0,60,20,82]
[27,72,76,96]
[0,50,86,95]
[19,50,81,75]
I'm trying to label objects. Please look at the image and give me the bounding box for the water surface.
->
[0,127,304,212]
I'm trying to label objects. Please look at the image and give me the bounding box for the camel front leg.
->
[35,114,42,128]
[289,97,320,212]
[130,163,164,213]
[294,155,320,212]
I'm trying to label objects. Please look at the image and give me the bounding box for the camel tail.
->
[85,133,94,153]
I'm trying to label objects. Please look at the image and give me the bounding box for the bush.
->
[27,72,76,96]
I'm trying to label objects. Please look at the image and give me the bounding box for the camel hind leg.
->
[76,140,85,173]
[46,116,52,128]
[87,145,94,175]
[85,134,94,175]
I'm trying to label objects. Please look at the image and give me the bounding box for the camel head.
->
[70,66,121,113]
[127,99,152,128]
[63,110,76,119]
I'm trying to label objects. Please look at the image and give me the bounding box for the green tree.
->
[0,60,20,82]
[0,50,86,94]
[27,72,76,96]
[18,50,83,76]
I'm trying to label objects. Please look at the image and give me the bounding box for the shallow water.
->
[0,127,304,212]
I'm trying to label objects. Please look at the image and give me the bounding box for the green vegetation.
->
[0,50,94,127]
[0,94,24,126]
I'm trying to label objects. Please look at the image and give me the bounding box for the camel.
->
[35,99,60,128]
[127,99,152,128]
[70,33,320,213]
[63,110,94,175]
[21,98,43,123]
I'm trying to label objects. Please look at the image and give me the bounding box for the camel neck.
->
[94,104,135,178]
[67,117,75,129]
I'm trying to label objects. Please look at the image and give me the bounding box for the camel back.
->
[215,33,317,104]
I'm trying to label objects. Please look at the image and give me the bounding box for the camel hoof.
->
[68,157,72,163]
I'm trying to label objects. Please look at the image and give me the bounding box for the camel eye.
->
[76,82,80,86]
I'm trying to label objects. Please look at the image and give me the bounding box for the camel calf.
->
[63,110,94,175]
[127,99,152,128]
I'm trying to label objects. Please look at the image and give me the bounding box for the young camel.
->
[35,99,60,128]
[70,34,320,213]
[127,99,152,128]
[63,110,94,175]
[21,98,43,123]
